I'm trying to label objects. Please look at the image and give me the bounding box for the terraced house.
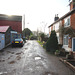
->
[48,0,75,52]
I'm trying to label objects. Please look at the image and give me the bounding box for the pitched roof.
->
[48,9,75,28]
[0,26,10,32]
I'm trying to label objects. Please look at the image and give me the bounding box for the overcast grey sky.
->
[0,0,70,33]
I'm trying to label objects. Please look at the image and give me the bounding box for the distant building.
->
[0,14,22,33]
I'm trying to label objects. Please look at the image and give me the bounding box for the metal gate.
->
[0,33,5,50]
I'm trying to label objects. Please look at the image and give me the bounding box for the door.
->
[0,34,5,50]
[72,38,75,51]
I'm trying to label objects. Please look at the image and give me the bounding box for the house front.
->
[48,0,75,52]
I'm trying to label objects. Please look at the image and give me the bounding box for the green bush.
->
[46,30,58,53]
[40,33,45,41]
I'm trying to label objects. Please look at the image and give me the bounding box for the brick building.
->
[0,14,22,33]
[48,0,75,52]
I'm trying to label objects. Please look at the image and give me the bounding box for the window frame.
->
[63,35,69,46]
[55,22,59,31]
[64,16,70,27]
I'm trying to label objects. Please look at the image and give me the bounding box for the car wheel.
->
[21,45,23,47]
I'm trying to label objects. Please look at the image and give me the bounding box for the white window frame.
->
[64,16,70,28]
[56,33,59,43]
[55,22,59,31]
[50,27,51,32]
[53,25,55,30]
[63,35,69,46]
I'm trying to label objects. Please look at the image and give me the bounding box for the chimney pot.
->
[54,14,59,21]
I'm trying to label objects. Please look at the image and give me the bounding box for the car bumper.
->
[12,43,23,46]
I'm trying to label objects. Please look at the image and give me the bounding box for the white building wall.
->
[56,33,60,44]
[55,22,59,31]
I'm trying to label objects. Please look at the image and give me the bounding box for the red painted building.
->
[0,14,22,33]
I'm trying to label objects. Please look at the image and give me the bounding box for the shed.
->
[0,33,5,50]
[0,26,11,48]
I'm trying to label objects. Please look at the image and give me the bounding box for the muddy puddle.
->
[24,48,28,50]
[26,43,30,45]
[8,60,16,64]
[42,71,58,75]
[16,51,23,55]
[6,51,14,54]
[0,59,5,62]
[16,55,21,60]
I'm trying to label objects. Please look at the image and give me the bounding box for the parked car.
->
[12,38,24,47]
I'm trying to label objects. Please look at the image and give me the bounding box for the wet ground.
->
[0,40,75,75]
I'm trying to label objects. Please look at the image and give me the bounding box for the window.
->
[64,16,70,27]
[67,18,70,25]
[55,23,59,31]
[63,35,68,45]
[50,27,51,32]
[57,33,59,43]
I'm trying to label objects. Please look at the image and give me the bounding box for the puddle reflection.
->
[35,57,41,60]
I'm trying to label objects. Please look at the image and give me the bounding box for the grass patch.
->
[37,41,43,47]
[37,41,55,56]
[37,40,46,49]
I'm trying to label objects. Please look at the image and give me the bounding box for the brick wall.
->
[70,1,75,10]
[70,2,73,10]
[0,20,22,33]
[62,19,64,26]
[59,19,64,45]
[68,36,72,48]
[71,13,75,29]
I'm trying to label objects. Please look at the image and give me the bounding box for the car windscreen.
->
[15,39,22,41]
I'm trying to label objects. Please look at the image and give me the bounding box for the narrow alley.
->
[0,40,75,75]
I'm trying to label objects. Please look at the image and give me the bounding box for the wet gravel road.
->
[0,40,75,75]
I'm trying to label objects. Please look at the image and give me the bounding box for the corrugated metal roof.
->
[0,26,9,32]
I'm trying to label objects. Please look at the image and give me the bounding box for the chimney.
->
[69,0,75,10]
[54,14,59,21]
